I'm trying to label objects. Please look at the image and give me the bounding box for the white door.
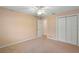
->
[66,16,72,44]
[57,16,66,42]
[37,19,44,38]
[66,15,78,45]
[57,15,78,45]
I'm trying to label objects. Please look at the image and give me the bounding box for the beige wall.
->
[0,7,37,47]
[45,15,56,39]
[43,19,47,35]
[47,16,56,35]
[57,8,79,16]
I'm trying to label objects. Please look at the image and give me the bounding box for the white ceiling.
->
[3,6,79,17]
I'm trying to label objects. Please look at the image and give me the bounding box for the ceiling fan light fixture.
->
[37,10,45,15]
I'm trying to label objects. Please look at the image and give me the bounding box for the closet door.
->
[66,15,78,45]
[66,16,72,44]
[57,17,66,42]
[37,19,44,38]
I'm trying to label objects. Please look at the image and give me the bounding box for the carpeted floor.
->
[0,37,79,53]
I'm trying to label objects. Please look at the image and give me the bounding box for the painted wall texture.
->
[0,7,37,47]
[45,15,56,39]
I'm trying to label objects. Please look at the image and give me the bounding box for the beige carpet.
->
[0,37,79,53]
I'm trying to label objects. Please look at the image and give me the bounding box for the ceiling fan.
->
[3,6,55,17]
[31,6,53,17]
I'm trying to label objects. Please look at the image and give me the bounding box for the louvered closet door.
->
[66,15,78,45]
[57,17,66,42]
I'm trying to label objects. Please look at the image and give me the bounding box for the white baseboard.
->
[47,34,56,40]
[47,34,79,46]
[0,33,36,48]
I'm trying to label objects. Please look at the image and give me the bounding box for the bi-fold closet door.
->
[57,16,66,42]
[57,15,78,45]
[66,15,78,45]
